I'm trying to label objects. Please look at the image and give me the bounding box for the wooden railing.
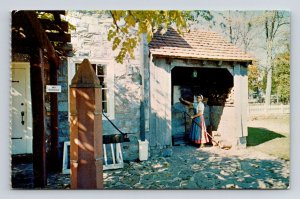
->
[248,103,290,116]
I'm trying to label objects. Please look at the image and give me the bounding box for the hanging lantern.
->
[192,69,197,78]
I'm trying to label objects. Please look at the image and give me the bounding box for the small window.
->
[75,63,112,116]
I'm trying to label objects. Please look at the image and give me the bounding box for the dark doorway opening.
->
[171,66,234,146]
[171,67,233,106]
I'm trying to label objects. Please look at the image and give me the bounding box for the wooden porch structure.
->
[11,10,72,187]
[144,28,253,152]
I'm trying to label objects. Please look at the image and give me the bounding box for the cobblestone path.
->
[11,145,289,190]
[104,145,289,190]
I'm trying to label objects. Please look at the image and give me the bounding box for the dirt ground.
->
[247,115,290,160]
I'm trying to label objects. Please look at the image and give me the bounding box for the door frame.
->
[11,62,32,154]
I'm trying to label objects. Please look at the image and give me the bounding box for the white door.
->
[11,63,32,154]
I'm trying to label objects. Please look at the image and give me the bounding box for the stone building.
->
[11,10,253,165]
[66,11,253,161]
[66,12,143,161]
[147,28,253,152]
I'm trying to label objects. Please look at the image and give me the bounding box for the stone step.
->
[172,133,189,146]
[209,133,232,149]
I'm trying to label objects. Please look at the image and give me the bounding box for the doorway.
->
[11,62,32,154]
[171,66,233,145]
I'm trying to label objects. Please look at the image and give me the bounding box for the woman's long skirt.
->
[189,115,209,144]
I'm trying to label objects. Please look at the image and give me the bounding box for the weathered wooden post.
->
[233,63,248,148]
[49,60,59,172]
[69,59,103,189]
[30,48,47,188]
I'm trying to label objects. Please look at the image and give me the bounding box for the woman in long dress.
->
[180,95,209,148]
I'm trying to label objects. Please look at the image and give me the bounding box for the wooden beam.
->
[49,61,59,172]
[12,11,70,62]
[53,43,73,52]
[22,11,59,66]
[152,54,252,63]
[47,32,71,42]
[30,48,47,188]
[170,58,230,69]
[11,37,31,54]
[149,55,172,148]
[37,10,66,15]
[165,58,172,65]
[233,62,248,148]
[39,18,69,32]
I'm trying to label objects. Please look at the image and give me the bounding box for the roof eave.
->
[150,53,254,64]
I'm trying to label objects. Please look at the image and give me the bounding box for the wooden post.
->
[233,63,248,148]
[142,34,150,140]
[30,48,47,188]
[49,61,59,171]
[149,56,172,149]
[69,59,103,189]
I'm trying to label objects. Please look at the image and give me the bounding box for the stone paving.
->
[11,163,70,189]
[11,145,289,190]
[104,145,289,190]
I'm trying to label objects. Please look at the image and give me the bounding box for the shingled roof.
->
[149,27,254,62]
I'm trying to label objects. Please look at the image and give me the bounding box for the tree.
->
[263,11,289,105]
[273,51,290,104]
[248,62,263,94]
[217,11,240,45]
[209,11,257,53]
[108,10,193,63]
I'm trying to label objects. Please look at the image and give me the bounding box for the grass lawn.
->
[247,116,290,160]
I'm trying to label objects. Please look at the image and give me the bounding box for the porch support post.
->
[149,56,172,154]
[140,34,148,142]
[30,48,47,188]
[49,60,59,171]
[69,59,103,189]
[149,54,156,148]
[233,63,248,148]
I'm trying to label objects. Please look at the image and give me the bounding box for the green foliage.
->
[248,63,263,93]
[196,10,213,21]
[37,11,55,20]
[36,11,76,31]
[272,51,290,103]
[108,10,192,64]
[76,10,110,16]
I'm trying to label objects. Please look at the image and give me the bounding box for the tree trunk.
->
[265,65,272,105]
[265,39,273,105]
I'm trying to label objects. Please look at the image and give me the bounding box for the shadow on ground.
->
[247,127,285,147]
[103,146,289,189]
[11,146,289,190]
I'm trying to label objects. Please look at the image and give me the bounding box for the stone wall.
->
[110,66,141,161]
[66,11,142,161]
[210,106,235,141]
[57,59,70,164]
[171,102,187,136]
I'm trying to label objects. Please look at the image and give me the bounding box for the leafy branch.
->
[108,10,192,64]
